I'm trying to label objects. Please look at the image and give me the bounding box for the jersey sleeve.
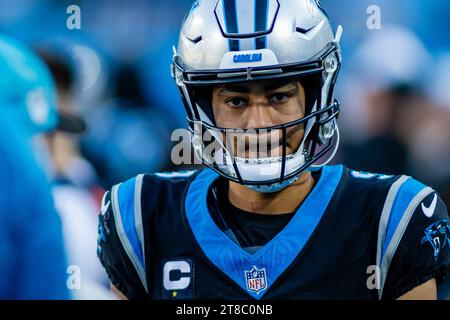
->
[97,175,149,300]
[380,183,450,300]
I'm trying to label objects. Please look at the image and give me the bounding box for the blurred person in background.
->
[37,50,114,299]
[0,35,114,299]
[422,54,450,207]
[339,26,433,177]
[80,63,173,186]
[0,35,69,299]
[0,116,70,299]
[339,25,450,203]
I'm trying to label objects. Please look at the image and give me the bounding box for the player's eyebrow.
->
[217,80,299,95]
[217,86,251,95]
[261,80,299,92]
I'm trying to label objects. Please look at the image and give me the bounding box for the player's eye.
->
[268,93,291,105]
[225,97,248,108]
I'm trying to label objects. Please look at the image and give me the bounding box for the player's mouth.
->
[222,124,304,160]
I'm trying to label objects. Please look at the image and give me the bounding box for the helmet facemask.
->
[173,44,341,192]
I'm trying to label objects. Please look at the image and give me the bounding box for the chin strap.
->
[245,175,300,194]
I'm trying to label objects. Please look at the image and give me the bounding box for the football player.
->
[97,0,450,300]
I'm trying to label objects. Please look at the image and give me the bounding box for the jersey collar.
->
[185,165,343,299]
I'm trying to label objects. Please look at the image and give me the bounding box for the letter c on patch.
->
[163,260,191,290]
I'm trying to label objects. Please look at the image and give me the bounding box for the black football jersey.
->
[97,165,450,300]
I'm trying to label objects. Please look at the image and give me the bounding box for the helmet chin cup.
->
[245,175,300,194]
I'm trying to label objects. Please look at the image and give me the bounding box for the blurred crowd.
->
[0,0,449,299]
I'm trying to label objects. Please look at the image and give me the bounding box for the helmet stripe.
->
[255,0,268,49]
[223,0,240,51]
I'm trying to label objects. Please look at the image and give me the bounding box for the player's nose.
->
[243,99,276,129]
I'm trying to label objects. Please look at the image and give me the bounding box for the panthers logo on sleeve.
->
[420,219,450,261]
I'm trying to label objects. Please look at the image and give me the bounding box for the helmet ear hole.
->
[319,118,337,143]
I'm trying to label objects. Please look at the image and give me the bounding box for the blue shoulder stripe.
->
[382,178,427,257]
[111,174,148,292]
[376,176,434,299]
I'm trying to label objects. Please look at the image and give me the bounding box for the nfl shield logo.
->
[245,266,267,294]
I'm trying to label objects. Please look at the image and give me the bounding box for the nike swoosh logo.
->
[422,194,437,218]
[101,200,111,216]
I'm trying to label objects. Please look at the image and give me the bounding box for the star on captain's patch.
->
[172,291,178,298]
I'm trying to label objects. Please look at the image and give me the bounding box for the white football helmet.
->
[172,0,342,192]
